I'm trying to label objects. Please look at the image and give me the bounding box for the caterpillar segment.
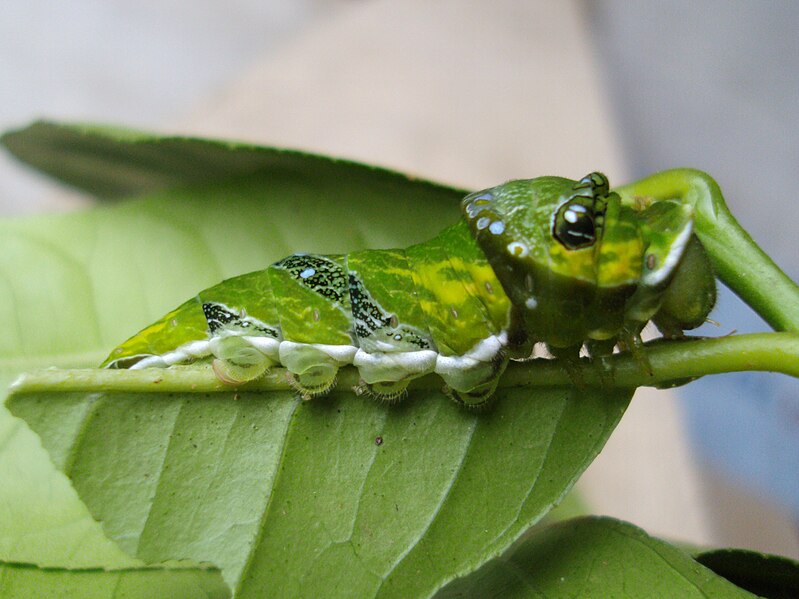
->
[103,172,716,407]
[103,225,513,406]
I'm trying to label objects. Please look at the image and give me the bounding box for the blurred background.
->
[1,0,797,557]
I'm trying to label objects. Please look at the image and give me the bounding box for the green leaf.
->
[6,120,799,598]
[6,385,629,596]
[435,517,757,598]
[695,548,799,599]
[0,404,142,569]
[0,121,465,580]
[0,561,230,599]
[2,121,461,201]
[1,122,631,595]
[0,122,463,378]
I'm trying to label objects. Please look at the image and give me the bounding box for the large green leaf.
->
[435,517,760,598]
[1,122,631,596]
[0,401,142,570]
[2,121,462,201]
[7,385,628,596]
[0,122,464,379]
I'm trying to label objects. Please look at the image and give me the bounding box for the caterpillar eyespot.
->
[102,173,716,407]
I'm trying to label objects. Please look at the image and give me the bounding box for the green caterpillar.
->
[102,173,716,406]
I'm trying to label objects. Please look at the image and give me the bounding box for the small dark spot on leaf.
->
[375,436,383,446]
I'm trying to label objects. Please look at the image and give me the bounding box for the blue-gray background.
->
[591,0,799,518]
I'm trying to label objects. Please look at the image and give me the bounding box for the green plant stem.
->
[8,332,799,398]
[614,168,799,332]
[505,332,799,388]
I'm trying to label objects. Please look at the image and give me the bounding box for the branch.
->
[8,333,799,398]
[614,169,799,332]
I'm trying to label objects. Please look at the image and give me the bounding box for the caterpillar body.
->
[102,173,716,406]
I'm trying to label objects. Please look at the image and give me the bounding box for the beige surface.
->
[182,0,627,191]
[181,0,717,547]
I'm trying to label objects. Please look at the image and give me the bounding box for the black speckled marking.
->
[202,302,279,337]
[275,254,347,304]
[348,272,432,349]
[348,273,391,338]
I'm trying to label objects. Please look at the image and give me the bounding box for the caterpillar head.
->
[462,172,713,349]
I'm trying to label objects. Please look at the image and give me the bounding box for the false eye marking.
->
[563,204,588,223]
[552,171,610,250]
[553,199,597,249]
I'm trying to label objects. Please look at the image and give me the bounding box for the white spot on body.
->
[525,297,539,309]
[299,267,316,279]
[464,193,493,218]
[489,221,505,235]
[476,216,491,230]
[507,241,529,257]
